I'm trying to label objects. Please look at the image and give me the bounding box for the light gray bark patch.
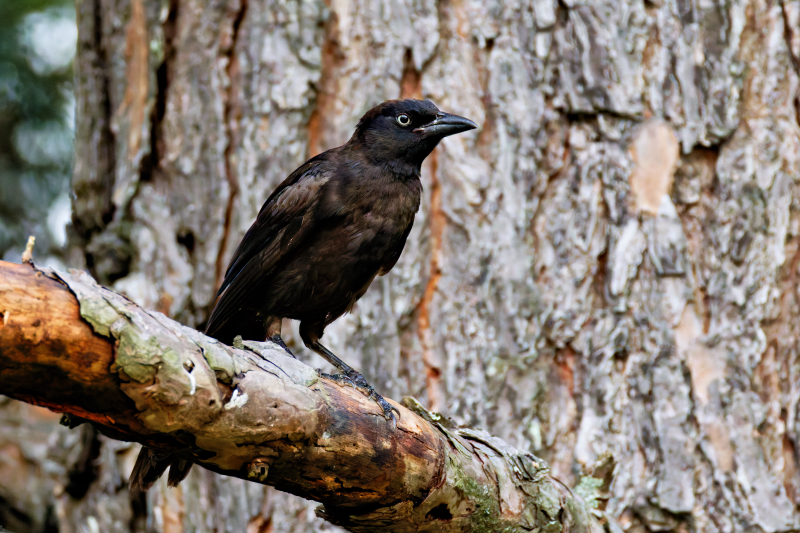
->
[651,353,696,513]
[553,5,644,117]
[241,340,320,387]
[607,218,646,300]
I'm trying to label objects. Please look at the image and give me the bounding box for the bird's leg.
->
[265,315,294,358]
[299,323,399,424]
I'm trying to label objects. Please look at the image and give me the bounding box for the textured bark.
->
[0,260,600,532]
[2,0,800,531]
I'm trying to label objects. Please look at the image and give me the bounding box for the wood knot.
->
[247,458,271,482]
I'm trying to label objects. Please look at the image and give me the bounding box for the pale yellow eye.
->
[396,114,411,126]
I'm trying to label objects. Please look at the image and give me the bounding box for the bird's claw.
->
[369,390,400,425]
[318,369,399,427]
[269,334,296,358]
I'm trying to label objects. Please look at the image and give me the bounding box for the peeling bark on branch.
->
[0,260,601,532]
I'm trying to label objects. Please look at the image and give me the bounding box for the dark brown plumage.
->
[129,99,476,491]
[206,99,475,418]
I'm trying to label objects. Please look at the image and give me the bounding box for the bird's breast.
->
[332,173,419,222]
[318,175,420,257]
[360,181,419,232]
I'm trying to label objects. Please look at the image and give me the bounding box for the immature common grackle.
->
[130,99,476,491]
[207,98,476,417]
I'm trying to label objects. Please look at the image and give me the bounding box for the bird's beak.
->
[414,112,478,138]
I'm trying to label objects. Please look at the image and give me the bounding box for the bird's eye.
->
[396,114,411,127]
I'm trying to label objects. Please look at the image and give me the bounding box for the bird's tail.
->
[129,447,193,492]
[204,310,268,345]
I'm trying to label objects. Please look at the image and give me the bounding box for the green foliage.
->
[0,0,75,265]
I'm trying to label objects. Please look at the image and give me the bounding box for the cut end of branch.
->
[21,235,36,264]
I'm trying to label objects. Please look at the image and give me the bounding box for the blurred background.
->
[2,0,800,532]
[0,0,75,270]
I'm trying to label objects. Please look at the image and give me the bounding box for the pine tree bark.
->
[2,0,800,531]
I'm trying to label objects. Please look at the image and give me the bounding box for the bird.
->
[129,98,476,491]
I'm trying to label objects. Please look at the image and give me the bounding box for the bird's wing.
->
[205,156,333,338]
[378,219,415,276]
[221,154,330,290]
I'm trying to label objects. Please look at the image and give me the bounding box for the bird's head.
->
[350,99,477,176]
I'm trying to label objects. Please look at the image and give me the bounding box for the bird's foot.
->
[317,369,400,425]
[317,370,359,389]
[269,334,295,358]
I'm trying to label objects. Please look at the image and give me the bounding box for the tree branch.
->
[0,260,601,532]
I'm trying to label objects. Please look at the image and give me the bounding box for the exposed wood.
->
[0,260,601,532]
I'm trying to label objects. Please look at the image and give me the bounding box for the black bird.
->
[206,98,476,417]
[130,99,476,490]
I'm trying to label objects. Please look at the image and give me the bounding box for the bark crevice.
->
[215,0,248,289]
[139,0,178,184]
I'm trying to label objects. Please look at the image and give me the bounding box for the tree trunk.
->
[2,0,800,531]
